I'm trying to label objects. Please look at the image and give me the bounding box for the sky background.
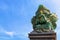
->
[0,0,60,40]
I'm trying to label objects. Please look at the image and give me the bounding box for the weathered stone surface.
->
[28,31,56,40]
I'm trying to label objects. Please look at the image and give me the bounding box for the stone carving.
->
[31,5,58,32]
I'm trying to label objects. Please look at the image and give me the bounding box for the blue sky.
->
[0,0,60,40]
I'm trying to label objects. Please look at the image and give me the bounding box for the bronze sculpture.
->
[31,5,58,32]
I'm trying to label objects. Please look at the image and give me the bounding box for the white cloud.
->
[5,31,14,37]
[0,25,15,37]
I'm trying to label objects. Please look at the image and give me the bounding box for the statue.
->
[31,5,58,32]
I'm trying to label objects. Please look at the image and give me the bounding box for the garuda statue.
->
[31,5,58,32]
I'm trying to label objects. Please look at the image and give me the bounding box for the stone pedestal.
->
[28,31,56,40]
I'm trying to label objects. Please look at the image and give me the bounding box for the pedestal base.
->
[28,31,56,40]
